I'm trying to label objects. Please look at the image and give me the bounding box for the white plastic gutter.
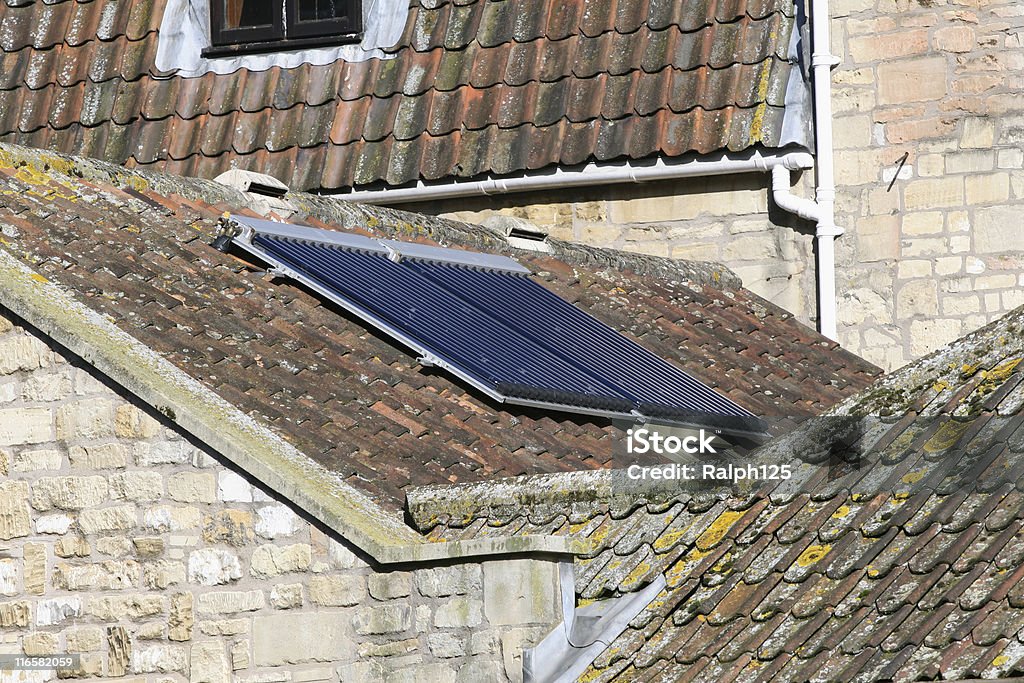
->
[339,149,815,205]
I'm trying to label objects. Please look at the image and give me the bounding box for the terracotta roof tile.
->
[0,0,803,189]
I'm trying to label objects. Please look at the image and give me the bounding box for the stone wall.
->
[829,0,1024,369]
[0,311,560,683]
[412,0,1024,373]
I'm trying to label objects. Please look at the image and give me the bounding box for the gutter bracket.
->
[522,561,667,683]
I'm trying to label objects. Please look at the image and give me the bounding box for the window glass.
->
[225,0,274,28]
[297,0,349,21]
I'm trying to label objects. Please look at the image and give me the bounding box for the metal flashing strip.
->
[523,562,667,683]
[228,215,764,435]
[380,239,530,274]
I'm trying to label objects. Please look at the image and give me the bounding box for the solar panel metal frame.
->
[228,215,766,436]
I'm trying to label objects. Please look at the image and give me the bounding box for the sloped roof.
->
[0,0,802,191]
[0,142,874,511]
[412,305,1024,681]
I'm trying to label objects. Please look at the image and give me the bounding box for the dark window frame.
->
[203,0,362,58]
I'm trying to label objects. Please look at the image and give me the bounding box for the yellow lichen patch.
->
[664,547,711,587]
[796,544,832,568]
[923,420,972,453]
[961,362,982,377]
[932,380,949,393]
[620,561,652,591]
[577,665,603,682]
[40,154,78,178]
[695,509,745,551]
[30,273,48,284]
[831,505,851,519]
[992,655,1009,667]
[901,470,926,485]
[14,164,53,186]
[866,564,882,579]
[121,174,150,192]
[653,526,688,552]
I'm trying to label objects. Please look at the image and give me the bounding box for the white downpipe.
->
[339,150,815,205]
[810,0,843,341]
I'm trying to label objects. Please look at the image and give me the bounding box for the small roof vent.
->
[483,216,552,253]
[214,169,294,218]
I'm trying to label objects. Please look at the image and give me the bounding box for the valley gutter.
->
[338,4,844,341]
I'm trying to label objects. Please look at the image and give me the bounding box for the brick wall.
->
[412,0,1024,373]
[0,311,559,683]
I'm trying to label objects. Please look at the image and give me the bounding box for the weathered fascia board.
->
[0,247,593,565]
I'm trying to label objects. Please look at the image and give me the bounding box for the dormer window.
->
[204,0,361,56]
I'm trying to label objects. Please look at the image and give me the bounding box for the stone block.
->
[901,212,943,236]
[975,274,1017,290]
[197,590,265,615]
[368,572,412,600]
[114,404,162,439]
[56,400,116,440]
[427,632,467,659]
[0,480,31,540]
[79,505,137,534]
[415,565,481,598]
[897,260,931,279]
[934,26,974,52]
[143,560,186,590]
[0,600,30,628]
[896,280,939,318]
[167,473,217,504]
[144,505,203,532]
[65,627,105,653]
[203,510,255,547]
[0,407,52,446]
[253,612,354,665]
[456,657,503,682]
[849,29,927,63]
[217,471,253,503]
[960,116,995,148]
[309,574,366,607]
[133,645,187,674]
[23,543,45,595]
[0,336,50,375]
[86,595,165,621]
[965,173,1009,205]
[31,475,109,511]
[110,471,164,501]
[13,449,62,472]
[69,443,129,470]
[22,632,59,656]
[190,641,230,683]
[902,237,947,258]
[35,597,82,626]
[975,206,1022,253]
[483,559,560,626]
[878,57,947,104]
[138,441,194,466]
[433,597,483,628]
[254,505,302,539]
[108,625,132,677]
[942,295,981,315]
[353,604,413,635]
[903,177,963,210]
[270,583,303,609]
[934,257,963,276]
[55,534,91,558]
[21,369,73,402]
[250,544,312,578]
[0,559,16,596]
[188,549,242,586]
[722,233,780,262]
[198,619,248,637]
[910,319,962,357]
[945,150,994,174]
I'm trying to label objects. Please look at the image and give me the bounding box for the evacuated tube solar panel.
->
[405,261,750,418]
[252,236,635,404]
[246,230,757,429]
